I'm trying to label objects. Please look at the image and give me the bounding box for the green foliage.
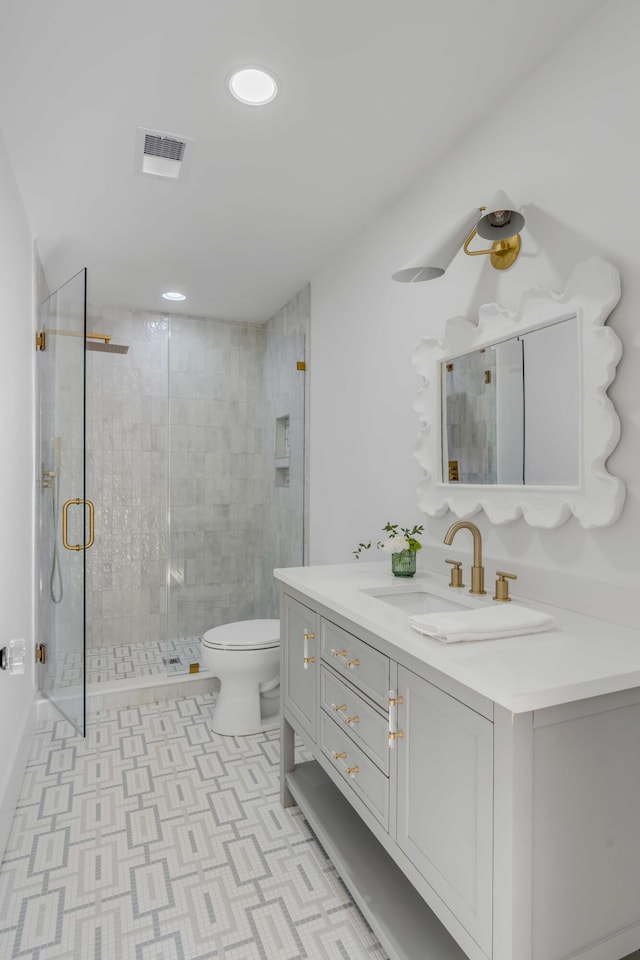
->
[353,522,425,559]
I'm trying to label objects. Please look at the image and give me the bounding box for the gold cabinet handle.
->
[332,751,347,760]
[62,498,95,551]
[331,648,347,658]
[331,703,347,712]
[388,689,404,748]
[346,716,360,725]
[346,766,359,775]
[303,631,316,669]
[346,658,360,669]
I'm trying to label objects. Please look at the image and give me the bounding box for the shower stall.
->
[37,274,307,732]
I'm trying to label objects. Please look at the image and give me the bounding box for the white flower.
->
[379,537,410,554]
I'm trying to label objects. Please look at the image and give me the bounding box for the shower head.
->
[86,341,129,354]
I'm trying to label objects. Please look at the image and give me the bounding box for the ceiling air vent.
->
[135,127,194,180]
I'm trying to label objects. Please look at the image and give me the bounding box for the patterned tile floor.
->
[51,638,209,688]
[0,694,386,960]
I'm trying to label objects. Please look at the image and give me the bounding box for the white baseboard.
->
[0,696,36,865]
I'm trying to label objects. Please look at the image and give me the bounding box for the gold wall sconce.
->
[392,190,525,283]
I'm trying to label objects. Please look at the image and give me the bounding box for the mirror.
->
[414,257,625,528]
[441,317,579,486]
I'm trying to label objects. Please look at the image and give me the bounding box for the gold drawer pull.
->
[331,648,347,658]
[332,751,347,760]
[389,730,404,741]
[303,632,316,640]
[331,703,347,712]
[346,715,359,725]
[346,766,359,775]
[303,656,316,664]
[346,658,360,669]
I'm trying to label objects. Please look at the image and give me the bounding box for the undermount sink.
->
[361,584,471,616]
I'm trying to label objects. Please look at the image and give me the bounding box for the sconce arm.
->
[463,227,494,257]
[463,227,521,270]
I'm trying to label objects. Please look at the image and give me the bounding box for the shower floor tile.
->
[0,694,387,960]
[51,637,209,688]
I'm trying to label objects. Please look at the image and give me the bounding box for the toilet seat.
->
[202,618,280,652]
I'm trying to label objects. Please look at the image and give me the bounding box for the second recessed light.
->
[162,291,186,301]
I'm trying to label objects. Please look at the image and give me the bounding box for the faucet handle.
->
[445,559,464,589]
[493,571,517,602]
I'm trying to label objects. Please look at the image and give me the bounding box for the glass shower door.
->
[37,268,88,734]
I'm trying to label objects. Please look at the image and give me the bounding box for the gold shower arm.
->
[35,330,112,350]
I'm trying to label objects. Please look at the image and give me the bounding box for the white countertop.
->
[274,561,640,713]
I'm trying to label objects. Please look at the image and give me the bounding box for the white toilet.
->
[201,619,280,736]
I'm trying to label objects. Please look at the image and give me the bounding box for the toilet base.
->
[210,677,280,737]
[211,712,280,737]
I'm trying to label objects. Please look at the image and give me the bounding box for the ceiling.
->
[0,0,603,322]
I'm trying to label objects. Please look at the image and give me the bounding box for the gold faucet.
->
[443,520,486,595]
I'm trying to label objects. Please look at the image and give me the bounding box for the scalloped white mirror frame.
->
[413,256,625,528]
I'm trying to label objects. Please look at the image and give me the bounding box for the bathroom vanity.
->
[276,562,640,960]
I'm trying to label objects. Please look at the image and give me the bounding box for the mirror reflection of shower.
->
[42,437,63,604]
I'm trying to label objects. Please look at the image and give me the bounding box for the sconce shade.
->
[476,190,525,240]
[392,208,480,283]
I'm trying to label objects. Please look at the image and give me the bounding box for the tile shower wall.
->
[168,318,267,639]
[85,290,307,667]
[261,285,309,618]
[444,348,497,485]
[85,306,168,651]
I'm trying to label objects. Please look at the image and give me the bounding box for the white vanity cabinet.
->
[278,575,640,960]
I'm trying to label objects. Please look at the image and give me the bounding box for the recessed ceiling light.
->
[162,291,186,301]
[228,67,278,106]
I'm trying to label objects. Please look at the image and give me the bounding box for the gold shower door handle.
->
[62,498,95,551]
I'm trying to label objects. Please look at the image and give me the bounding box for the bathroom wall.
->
[261,285,309,617]
[308,0,640,622]
[85,307,168,654]
[0,131,36,860]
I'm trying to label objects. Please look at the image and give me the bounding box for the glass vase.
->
[391,550,416,578]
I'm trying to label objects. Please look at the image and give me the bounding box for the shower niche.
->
[275,415,291,486]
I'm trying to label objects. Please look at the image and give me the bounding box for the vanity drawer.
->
[321,666,389,775]
[321,619,389,708]
[320,712,388,830]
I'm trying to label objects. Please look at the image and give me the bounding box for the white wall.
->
[309,0,640,620]
[0,131,35,859]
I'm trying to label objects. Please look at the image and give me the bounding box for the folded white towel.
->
[409,604,557,643]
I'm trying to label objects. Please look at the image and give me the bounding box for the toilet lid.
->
[202,619,280,651]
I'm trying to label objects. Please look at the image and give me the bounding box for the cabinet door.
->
[282,594,319,740]
[396,666,493,956]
